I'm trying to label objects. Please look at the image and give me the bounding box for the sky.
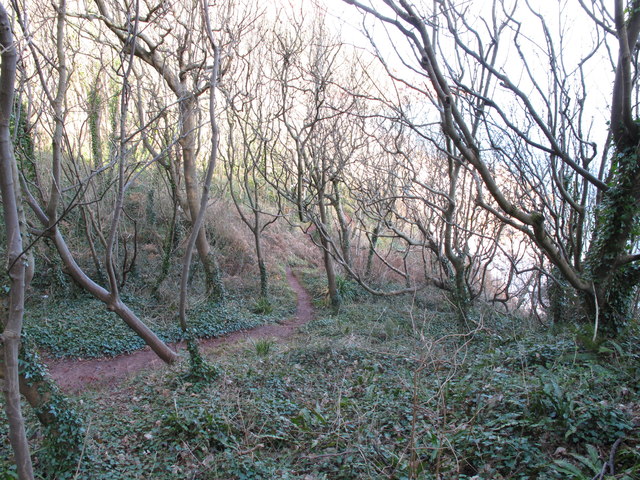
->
[306,0,616,148]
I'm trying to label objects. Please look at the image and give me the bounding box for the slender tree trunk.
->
[179,94,224,299]
[0,5,34,477]
[154,179,178,294]
[9,103,34,290]
[88,74,103,169]
[318,194,341,309]
[178,6,221,375]
[366,222,380,279]
[254,227,268,299]
[80,207,104,280]
[55,229,178,362]
[332,179,352,270]
[444,156,471,330]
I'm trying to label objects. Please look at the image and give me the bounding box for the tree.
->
[343,0,640,336]
[269,13,410,308]
[92,0,228,299]
[11,0,178,363]
[221,41,281,300]
[585,0,640,334]
[269,15,347,308]
[177,0,223,377]
[0,4,35,477]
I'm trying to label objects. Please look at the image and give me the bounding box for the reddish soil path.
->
[46,268,313,393]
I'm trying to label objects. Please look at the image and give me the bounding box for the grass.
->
[253,338,275,357]
[252,297,274,315]
[2,269,639,479]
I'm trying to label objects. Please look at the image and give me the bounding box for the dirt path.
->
[46,268,313,393]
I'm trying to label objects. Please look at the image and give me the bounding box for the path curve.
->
[46,268,313,393]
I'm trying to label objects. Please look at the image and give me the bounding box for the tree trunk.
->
[585,157,640,335]
[332,179,352,270]
[88,74,103,169]
[50,228,179,363]
[179,94,225,299]
[254,228,268,299]
[583,1,640,336]
[154,190,178,294]
[365,222,380,279]
[444,157,471,330]
[319,195,341,309]
[178,14,222,377]
[0,350,83,476]
[0,5,34,477]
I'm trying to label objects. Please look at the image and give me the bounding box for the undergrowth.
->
[1,270,638,479]
[24,287,294,359]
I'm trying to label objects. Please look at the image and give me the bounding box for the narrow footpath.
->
[46,268,313,393]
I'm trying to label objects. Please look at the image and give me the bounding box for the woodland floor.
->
[45,267,313,393]
[3,265,639,479]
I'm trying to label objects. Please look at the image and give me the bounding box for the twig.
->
[592,437,623,480]
[236,444,264,455]
[73,415,93,479]
[592,282,599,342]
[301,450,357,460]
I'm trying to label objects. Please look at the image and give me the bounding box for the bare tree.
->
[177,0,222,373]
[268,16,343,307]
[343,0,640,336]
[0,4,34,477]
[269,14,398,308]
[11,0,178,363]
[221,42,281,299]
[92,0,228,299]
[343,117,508,326]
